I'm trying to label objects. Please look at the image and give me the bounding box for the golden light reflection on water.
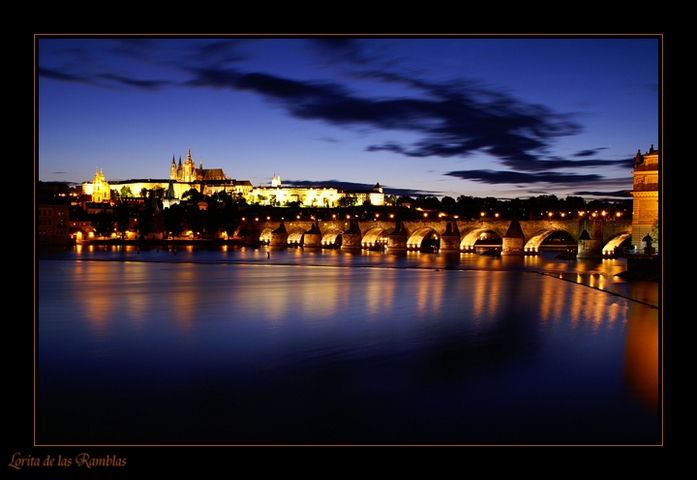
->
[39,249,660,443]
[534,274,629,336]
[472,271,498,324]
[624,282,659,412]
[41,256,661,426]
[364,268,392,320]
[78,261,118,342]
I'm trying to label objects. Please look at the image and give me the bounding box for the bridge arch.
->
[407,227,440,250]
[523,228,576,253]
[459,227,505,250]
[602,232,633,255]
[361,227,387,247]
[259,227,274,244]
[321,227,343,246]
[287,227,308,245]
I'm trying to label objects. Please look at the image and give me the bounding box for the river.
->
[37,245,660,444]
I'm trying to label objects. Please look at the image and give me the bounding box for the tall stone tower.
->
[180,147,196,183]
[630,145,659,251]
[169,155,178,180]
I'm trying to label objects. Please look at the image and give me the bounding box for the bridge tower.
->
[630,145,659,252]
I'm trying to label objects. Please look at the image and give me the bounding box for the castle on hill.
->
[83,148,253,205]
[81,147,384,208]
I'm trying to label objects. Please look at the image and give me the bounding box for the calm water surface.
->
[38,246,660,444]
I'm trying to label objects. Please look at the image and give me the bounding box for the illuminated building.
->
[79,149,383,209]
[630,145,659,251]
[247,176,384,207]
[81,168,111,203]
[169,147,227,183]
[81,148,253,205]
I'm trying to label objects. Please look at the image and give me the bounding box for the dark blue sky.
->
[37,36,660,199]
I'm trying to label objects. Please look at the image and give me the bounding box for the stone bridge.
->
[235,217,633,258]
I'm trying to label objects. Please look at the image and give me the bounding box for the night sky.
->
[37,36,660,200]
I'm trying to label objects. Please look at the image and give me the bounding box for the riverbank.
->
[616,254,660,282]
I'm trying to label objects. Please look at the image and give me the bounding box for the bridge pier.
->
[342,221,363,249]
[576,223,604,258]
[303,223,322,248]
[501,219,525,256]
[440,221,461,251]
[386,221,407,251]
[270,222,288,247]
[577,239,603,258]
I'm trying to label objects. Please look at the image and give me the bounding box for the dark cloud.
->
[509,155,633,172]
[573,147,608,157]
[39,67,171,91]
[572,190,632,199]
[445,169,603,185]
[98,73,170,90]
[280,179,377,189]
[309,38,373,65]
[39,38,623,189]
[38,67,86,84]
[284,180,434,198]
[184,66,583,174]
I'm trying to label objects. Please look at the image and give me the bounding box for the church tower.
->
[170,155,178,180]
[91,167,110,203]
[182,147,196,183]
